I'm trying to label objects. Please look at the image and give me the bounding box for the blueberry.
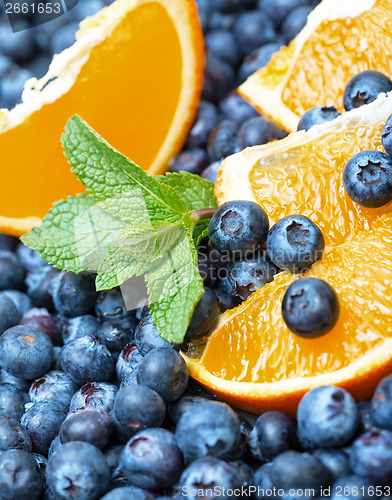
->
[60,407,112,449]
[0,449,43,500]
[110,409,135,445]
[220,91,258,123]
[61,334,114,385]
[50,22,79,53]
[24,52,51,79]
[350,428,392,486]
[209,200,269,257]
[114,384,166,432]
[342,150,392,208]
[238,116,287,149]
[206,30,241,68]
[0,369,30,392]
[238,43,282,83]
[0,383,28,421]
[357,400,373,433]
[175,402,241,462]
[249,411,299,462]
[169,148,209,175]
[20,307,62,345]
[282,6,312,43]
[21,401,67,455]
[234,11,276,55]
[0,292,20,334]
[101,486,157,500]
[0,250,24,290]
[95,318,136,356]
[116,341,143,383]
[137,347,188,403]
[25,266,60,309]
[33,453,47,480]
[211,0,244,13]
[186,287,220,340]
[52,271,97,317]
[62,314,99,344]
[202,162,220,185]
[186,101,219,149]
[330,475,375,500]
[209,11,240,32]
[230,415,253,459]
[135,314,180,356]
[0,21,35,62]
[0,232,17,251]
[202,55,236,103]
[0,67,33,109]
[297,106,341,131]
[214,288,242,312]
[207,119,239,161]
[48,434,62,457]
[253,463,275,498]
[104,445,127,488]
[198,257,218,288]
[313,449,352,482]
[227,459,254,487]
[282,278,340,337]
[121,428,184,490]
[258,0,311,27]
[267,215,325,272]
[228,252,280,300]
[371,374,392,430]
[69,382,118,413]
[297,386,359,449]
[0,325,54,380]
[95,288,133,322]
[2,290,32,316]
[0,415,32,452]
[29,370,78,408]
[381,113,392,156]
[16,242,47,272]
[46,441,110,499]
[168,394,214,424]
[71,0,104,20]
[343,71,392,111]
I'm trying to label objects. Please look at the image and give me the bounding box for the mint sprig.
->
[21,115,218,344]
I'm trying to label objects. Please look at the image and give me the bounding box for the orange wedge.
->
[239,0,392,132]
[0,0,204,236]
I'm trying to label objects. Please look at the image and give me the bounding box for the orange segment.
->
[0,0,204,236]
[239,0,392,132]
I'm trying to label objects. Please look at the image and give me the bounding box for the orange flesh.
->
[0,2,181,220]
[282,0,391,116]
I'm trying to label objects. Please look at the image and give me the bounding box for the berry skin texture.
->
[343,70,392,111]
[297,106,341,131]
[60,407,112,449]
[205,29,241,68]
[94,288,130,322]
[0,383,29,421]
[121,428,184,490]
[371,374,392,430]
[0,415,32,452]
[0,292,21,334]
[342,150,392,208]
[2,290,32,316]
[135,314,180,356]
[281,6,312,44]
[116,342,143,384]
[282,278,340,338]
[46,441,110,500]
[69,382,118,414]
[312,449,352,482]
[209,200,269,257]
[297,386,359,449]
[219,90,259,124]
[175,402,241,462]
[101,486,157,500]
[234,11,276,55]
[186,287,220,340]
[0,325,54,380]
[350,428,392,486]
[0,449,43,500]
[238,116,287,149]
[168,394,215,424]
[0,250,25,290]
[330,475,375,500]
[62,314,100,344]
[169,148,209,175]
[137,347,189,403]
[266,214,325,272]
[29,370,78,408]
[207,119,239,161]
[238,43,282,83]
[186,100,219,149]
[202,55,235,103]
[51,271,97,317]
[381,113,392,156]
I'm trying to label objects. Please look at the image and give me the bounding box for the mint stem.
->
[191,208,217,222]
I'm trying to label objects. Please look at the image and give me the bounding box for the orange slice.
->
[0,0,204,236]
[239,0,392,132]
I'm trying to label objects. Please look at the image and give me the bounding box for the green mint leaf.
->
[193,219,210,247]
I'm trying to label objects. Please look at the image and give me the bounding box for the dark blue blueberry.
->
[186,287,220,340]
[31,15,68,52]
[249,411,298,462]
[282,278,340,337]
[16,242,47,272]
[0,250,24,290]
[371,374,392,430]
[186,101,219,149]
[0,415,32,452]
[175,402,240,462]
[297,386,359,449]
[230,415,253,459]
[211,0,244,12]
[169,148,209,175]
[29,370,78,408]
[313,449,352,482]
[227,459,254,487]
[50,21,79,54]
[62,314,99,344]
[174,457,239,497]
[238,43,282,83]
[282,6,312,43]
[297,106,341,131]
[234,11,276,55]
[168,394,214,424]
[214,288,242,312]
[25,266,60,309]
[202,55,235,103]
[101,486,157,500]
[0,369,30,392]
[267,215,325,272]
[343,71,392,111]
[209,200,269,257]
[33,453,47,480]
[201,161,220,184]
[219,91,259,123]
[24,52,52,79]
[381,113,392,156]
[330,476,375,500]
[96,318,136,356]
[206,30,241,68]
[0,232,17,252]
[21,401,67,455]
[60,407,112,449]
[0,21,35,62]
[0,325,54,380]
[69,381,118,413]
[0,449,43,500]
[2,290,32,316]
[116,341,143,384]
[135,314,180,356]
[110,409,134,445]
[114,384,166,432]
[121,428,183,490]
[357,400,373,433]
[61,334,114,385]
[238,116,287,149]
[258,0,311,27]
[350,428,392,486]
[196,0,210,33]
[0,383,28,421]
[253,463,276,499]
[48,434,62,457]
[20,307,62,346]
[51,271,97,317]
[342,150,392,208]
[46,441,110,499]
[209,11,240,32]
[137,347,188,403]
[71,0,104,20]
[0,67,33,109]
[0,292,20,334]
[95,288,134,322]
[104,445,127,488]
[198,257,218,288]
[207,119,239,161]
[228,252,280,300]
